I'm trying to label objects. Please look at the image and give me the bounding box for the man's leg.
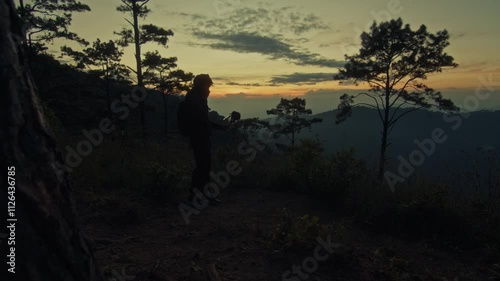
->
[189,137,211,201]
[202,139,221,204]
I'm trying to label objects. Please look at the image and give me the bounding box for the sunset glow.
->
[35,0,500,117]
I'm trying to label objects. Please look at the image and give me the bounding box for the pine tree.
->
[334,18,459,179]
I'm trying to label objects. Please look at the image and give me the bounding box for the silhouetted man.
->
[185,74,224,205]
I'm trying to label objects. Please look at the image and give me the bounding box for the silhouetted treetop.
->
[17,0,91,53]
[334,17,459,179]
[267,97,322,148]
[116,0,151,18]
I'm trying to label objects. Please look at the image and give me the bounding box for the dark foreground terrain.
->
[77,187,499,281]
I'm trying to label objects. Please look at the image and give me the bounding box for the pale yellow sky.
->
[24,0,500,117]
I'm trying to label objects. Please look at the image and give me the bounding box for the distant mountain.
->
[295,107,499,185]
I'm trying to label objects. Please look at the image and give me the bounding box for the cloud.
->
[198,6,330,36]
[190,31,343,68]
[180,5,341,68]
[225,81,265,87]
[223,92,257,98]
[450,32,466,40]
[221,92,280,98]
[179,12,207,21]
[450,61,490,73]
[304,89,358,98]
[192,31,289,55]
[269,72,335,85]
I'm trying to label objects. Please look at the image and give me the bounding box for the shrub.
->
[271,208,330,252]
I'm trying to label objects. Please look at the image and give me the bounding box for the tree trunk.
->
[163,93,168,133]
[105,76,111,115]
[378,93,391,179]
[133,1,145,137]
[378,120,389,179]
[1,1,100,280]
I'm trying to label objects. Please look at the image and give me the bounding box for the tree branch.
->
[389,100,414,125]
[388,77,416,109]
[124,17,134,27]
[139,0,150,8]
[367,80,385,89]
[126,65,137,74]
[120,0,133,10]
[351,102,384,124]
[356,92,384,112]
[388,104,425,128]
[353,103,378,109]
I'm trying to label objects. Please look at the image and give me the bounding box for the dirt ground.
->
[77,187,498,281]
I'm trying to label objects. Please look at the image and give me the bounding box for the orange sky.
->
[26,0,500,116]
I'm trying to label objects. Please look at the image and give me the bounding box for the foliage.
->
[292,138,325,190]
[289,141,369,206]
[115,24,174,48]
[142,50,193,132]
[229,117,271,144]
[271,208,330,251]
[114,0,173,50]
[266,97,322,148]
[60,39,130,82]
[163,70,194,94]
[114,0,175,135]
[142,50,193,94]
[334,18,459,177]
[68,134,192,204]
[144,161,182,203]
[17,0,91,53]
[116,0,151,19]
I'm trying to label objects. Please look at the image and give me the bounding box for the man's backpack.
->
[177,100,193,137]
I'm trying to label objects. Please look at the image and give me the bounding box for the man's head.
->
[193,74,213,98]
